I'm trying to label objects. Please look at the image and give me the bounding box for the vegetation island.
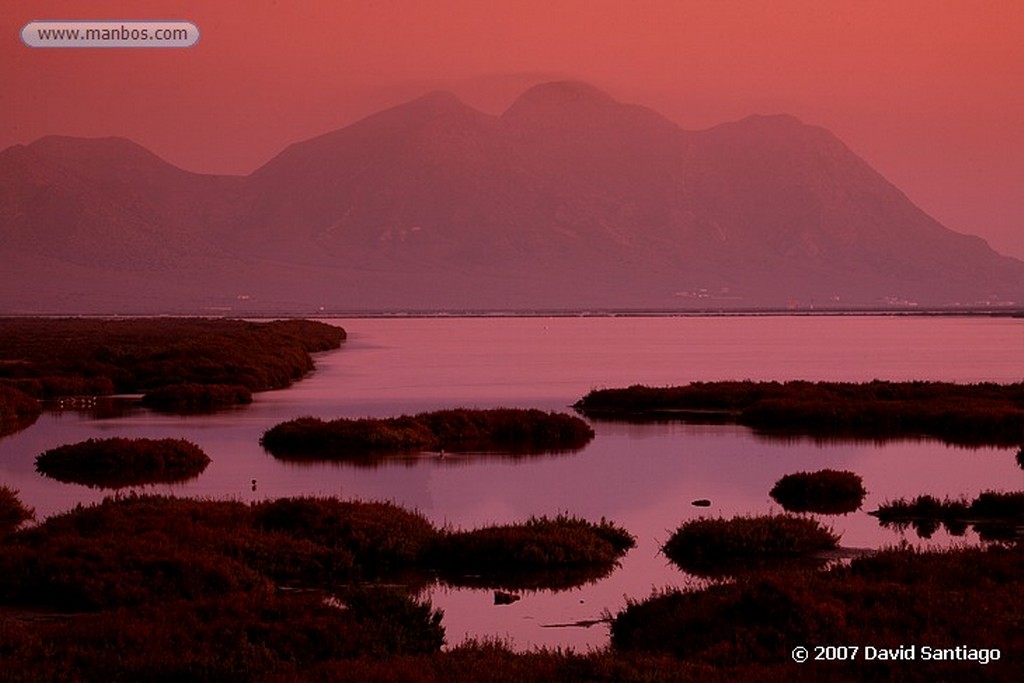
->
[769,469,867,514]
[662,514,840,577]
[575,380,1024,445]
[0,317,345,419]
[35,437,212,488]
[261,408,595,459]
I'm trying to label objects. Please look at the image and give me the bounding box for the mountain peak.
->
[28,135,158,162]
[20,135,198,183]
[406,89,469,110]
[502,81,618,119]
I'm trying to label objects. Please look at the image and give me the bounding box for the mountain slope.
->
[1,82,1021,312]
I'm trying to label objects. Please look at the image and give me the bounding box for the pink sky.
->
[5,0,1022,258]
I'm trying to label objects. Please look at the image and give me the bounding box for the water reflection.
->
[666,553,833,579]
[0,413,38,438]
[869,490,1024,542]
[43,396,145,420]
[438,562,619,592]
[874,516,1022,542]
[266,448,587,469]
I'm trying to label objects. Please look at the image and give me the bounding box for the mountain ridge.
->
[1,81,1021,313]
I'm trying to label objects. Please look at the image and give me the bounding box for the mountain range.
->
[2,81,1021,313]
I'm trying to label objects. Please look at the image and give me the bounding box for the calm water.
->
[1,315,1022,650]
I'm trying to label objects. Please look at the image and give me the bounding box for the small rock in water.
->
[692,499,712,507]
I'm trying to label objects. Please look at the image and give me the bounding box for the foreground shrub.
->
[282,640,719,683]
[613,544,1024,677]
[613,576,847,662]
[0,590,443,682]
[0,486,33,537]
[769,469,866,514]
[0,495,367,610]
[140,382,252,412]
[261,408,594,459]
[252,497,437,574]
[35,437,211,488]
[663,514,839,576]
[0,494,636,612]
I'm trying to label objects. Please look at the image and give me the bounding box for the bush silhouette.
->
[36,437,211,488]
[769,469,866,514]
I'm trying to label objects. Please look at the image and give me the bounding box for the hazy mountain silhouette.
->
[2,81,1022,313]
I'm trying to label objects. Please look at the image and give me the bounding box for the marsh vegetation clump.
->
[139,382,252,412]
[576,380,1024,445]
[251,497,438,574]
[0,384,41,436]
[0,318,345,413]
[769,469,867,514]
[261,408,595,459]
[434,515,635,589]
[612,544,1024,675]
[35,437,211,488]
[0,589,444,681]
[3,493,1021,680]
[662,514,839,576]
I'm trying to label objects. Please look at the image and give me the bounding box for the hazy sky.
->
[5,1,1022,258]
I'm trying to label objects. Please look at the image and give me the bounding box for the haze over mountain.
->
[2,81,1021,313]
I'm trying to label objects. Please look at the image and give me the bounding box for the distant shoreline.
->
[312,307,1024,320]
[3,306,1020,320]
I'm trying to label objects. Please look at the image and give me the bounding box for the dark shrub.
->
[0,590,443,681]
[261,409,594,459]
[577,380,1024,445]
[417,408,595,452]
[614,544,1024,674]
[612,576,846,662]
[435,514,635,586]
[140,382,252,413]
[0,385,41,436]
[663,514,839,576]
[769,469,866,514]
[0,531,270,611]
[35,437,211,488]
[0,318,345,400]
[970,491,1024,519]
[0,486,34,537]
[261,416,436,456]
[252,497,438,573]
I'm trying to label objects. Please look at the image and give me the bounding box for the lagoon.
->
[1,315,1022,650]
